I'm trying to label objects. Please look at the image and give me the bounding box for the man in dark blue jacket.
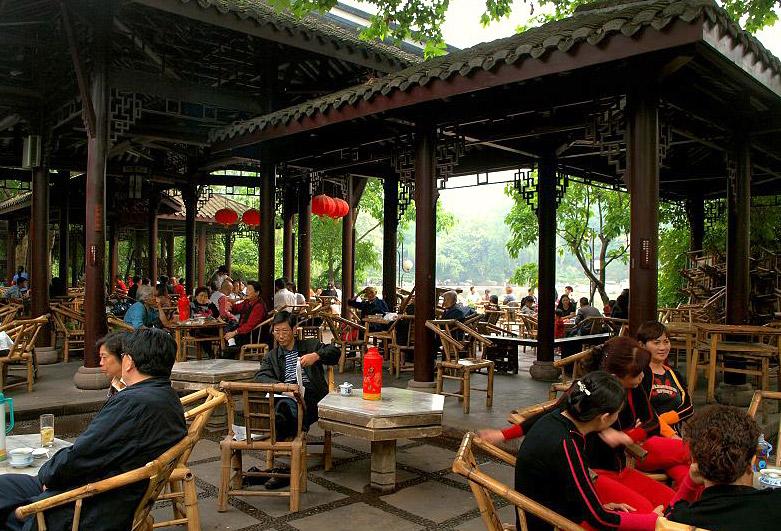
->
[0,329,187,531]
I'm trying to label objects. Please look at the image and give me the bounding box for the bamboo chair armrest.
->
[424,321,464,350]
[553,349,592,368]
[452,321,493,346]
[16,459,159,519]
[472,434,517,466]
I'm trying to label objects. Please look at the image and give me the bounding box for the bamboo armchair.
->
[217,381,307,513]
[154,388,227,531]
[1,315,49,392]
[51,304,86,362]
[655,517,710,530]
[239,343,270,361]
[108,314,136,332]
[0,302,21,326]
[323,314,367,373]
[426,319,494,414]
[748,390,781,467]
[452,432,584,531]
[15,434,195,531]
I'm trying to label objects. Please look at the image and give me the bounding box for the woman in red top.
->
[224,281,267,348]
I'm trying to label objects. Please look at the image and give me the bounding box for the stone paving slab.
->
[380,480,479,523]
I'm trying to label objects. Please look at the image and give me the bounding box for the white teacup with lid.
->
[9,447,34,467]
[338,382,353,396]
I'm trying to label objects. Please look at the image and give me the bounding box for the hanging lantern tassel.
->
[242,208,261,227]
[215,208,239,226]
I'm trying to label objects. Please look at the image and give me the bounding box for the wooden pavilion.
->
[210,0,781,383]
[0,0,421,387]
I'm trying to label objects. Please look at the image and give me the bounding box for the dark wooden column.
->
[197,224,207,288]
[108,223,118,283]
[30,163,51,345]
[686,193,705,255]
[259,161,276,309]
[57,170,70,281]
[297,180,312,298]
[412,125,437,385]
[133,230,144,277]
[530,153,559,381]
[78,2,110,385]
[147,192,160,283]
[382,172,399,310]
[166,232,175,278]
[6,218,16,283]
[182,185,197,296]
[69,227,79,287]
[282,187,295,282]
[726,135,751,325]
[626,87,659,334]
[224,231,233,277]
[341,176,355,317]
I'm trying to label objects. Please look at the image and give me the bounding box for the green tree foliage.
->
[270,0,778,57]
[505,180,630,304]
[658,202,691,308]
[511,262,539,289]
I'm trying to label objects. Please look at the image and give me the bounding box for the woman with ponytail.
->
[513,371,660,530]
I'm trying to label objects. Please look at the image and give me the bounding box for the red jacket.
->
[232,298,267,336]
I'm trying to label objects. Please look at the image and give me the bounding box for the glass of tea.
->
[40,414,54,448]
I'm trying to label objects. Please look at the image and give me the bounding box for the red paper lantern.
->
[215,208,238,226]
[241,208,260,227]
[335,198,350,218]
[312,194,337,217]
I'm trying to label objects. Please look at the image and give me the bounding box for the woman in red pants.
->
[581,336,691,509]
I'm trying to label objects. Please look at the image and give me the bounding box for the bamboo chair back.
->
[15,435,194,530]
[107,315,135,332]
[221,381,304,445]
[181,388,228,459]
[748,390,781,467]
[2,315,48,360]
[452,432,584,531]
[519,314,538,338]
[323,314,366,345]
[239,343,269,361]
[425,320,467,363]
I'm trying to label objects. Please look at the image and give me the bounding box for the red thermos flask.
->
[362,346,382,400]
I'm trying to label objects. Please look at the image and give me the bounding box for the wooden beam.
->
[109,68,265,113]
[131,0,402,73]
[113,17,181,80]
[59,0,96,138]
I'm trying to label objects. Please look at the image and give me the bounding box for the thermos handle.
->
[5,397,12,434]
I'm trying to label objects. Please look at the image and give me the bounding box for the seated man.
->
[441,290,475,322]
[254,311,340,488]
[571,297,602,335]
[273,277,298,311]
[519,296,536,315]
[667,405,781,530]
[5,278,28,299]
[123,285,171,329]
[0,329,187,530]
[348,286,390,331]
[210,279,239,329]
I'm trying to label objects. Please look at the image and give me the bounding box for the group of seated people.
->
[479,321,777,530]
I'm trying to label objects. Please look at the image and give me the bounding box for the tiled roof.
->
[211,0,781,143]
[180,0,422,65]
[0,191,32,215]
[162,192,252,223]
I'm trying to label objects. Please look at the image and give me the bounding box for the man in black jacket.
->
[254,311,340,489]
[0,329,186,531]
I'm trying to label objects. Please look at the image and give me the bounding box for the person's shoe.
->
[264,472,291,490]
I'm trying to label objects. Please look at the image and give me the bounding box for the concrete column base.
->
[530,361,561,382]
[73,366,110,390]
[715,382,754,407]
[35,346,59,365]
[408,379,436,389]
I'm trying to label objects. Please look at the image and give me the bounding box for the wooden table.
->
[169,319,227,362]
[483,332,611,349]
[0,435,72,476]
[691,323,781,403]
[318,387,444,492]
[665,321,697,370]
[170,359,258,391]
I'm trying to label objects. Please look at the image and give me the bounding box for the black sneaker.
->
[264,473,291,490]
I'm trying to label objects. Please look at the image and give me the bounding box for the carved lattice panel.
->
[110,91,143,143]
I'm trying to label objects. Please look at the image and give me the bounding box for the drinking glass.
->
[40,414,54,448]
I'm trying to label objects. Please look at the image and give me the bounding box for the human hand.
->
[653,505,665,516]
[603,503,635,512]
[225,331,236,340]
[598,428,633,448]
[477,429,506,445]
[299,352,320,367]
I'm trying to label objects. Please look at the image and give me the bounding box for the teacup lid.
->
[10,447,34,454]
[339,382,353,388]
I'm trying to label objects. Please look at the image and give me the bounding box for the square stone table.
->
[170,359,259,391]
[0,434,72,476]
[318,387,444,492]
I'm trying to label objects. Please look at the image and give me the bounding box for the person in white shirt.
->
[273,277,298,311]
[287,281,307,306]
[210,280,238,325]
[466,286,482,306]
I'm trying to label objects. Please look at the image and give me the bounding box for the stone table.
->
[318,387,444,492]
[0,435,72,476]
[171,359,259,431]
[170,359,259,391]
